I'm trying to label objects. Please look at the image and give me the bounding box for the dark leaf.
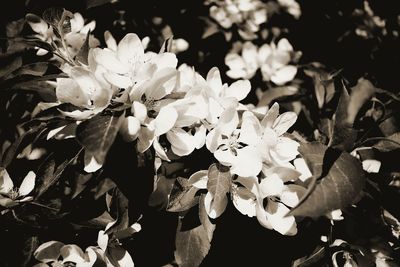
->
[292,246,326,267]
[0,55,22,79]
[1,123,46,168]
[167,177,201,212]
[86,0,114,9]
[174,195,215,267]
[71,172,93,199]
[9,62,49,78]
[36,148,83,198]
[76,111,125,166]
[288,142,365,218]
[94,177,116,200]
[148,174,176,209]
[105,188,129,235]
[328,83,356,151]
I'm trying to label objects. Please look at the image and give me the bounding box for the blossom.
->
[92,33,177,90]
[64,12,100,56]
[206,106,263,177]
[0,169,36,209]
[278,0,301,19]
[233,167,305,235]
[225,38,298,85]
[208,0,267,39]
[33,241,96,267]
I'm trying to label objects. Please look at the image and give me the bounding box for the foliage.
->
[0,0,400,266]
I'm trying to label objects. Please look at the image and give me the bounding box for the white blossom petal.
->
[18,171,36,197]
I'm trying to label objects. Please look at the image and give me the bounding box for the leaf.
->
[94,177,116,199]
[86,0,113,9]
[328,83,356,151]
[0,55,22,79]
[36,148,83,198]
[9,62,49,78]
[76,111,125,166]
[105,188,129,235]
[148,174,176,209]
[167,177,201,212]
[374,133,400,152]
[292,246,326,267]
[1,123,46,168]
[347,78,375,125]
[288,142,365,218]
[42,7,73,38]
[159,36,174,53]
[257,86,298,107]
[71,172,93,199]
[75,32,90,65]
[175,195,215,267]
[205,163,231,219]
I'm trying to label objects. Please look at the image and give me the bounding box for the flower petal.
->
[224,79,251,101]
[0,168,13,194]
[272,111,297,136]
[271,65,297,85]
[132,101,148,124]
[261,102,279,129]
[154,105,178,136]
[238,111,262,146]
[230,146,262,177]
[117,33,144,66]
[167,128,195,156]
[259,173,284,198]
[104,30,117,51]
[92,48,129,74]
[231,185,256,217]
[265,201,297,235]
[18,171,36,196]
[206,67,223,97]
[60,245,86,264]
[34,241,64,263]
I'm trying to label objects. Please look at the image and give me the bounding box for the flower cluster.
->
[33,222,141,267]
[207,0,268,39]
[225,38,299,85]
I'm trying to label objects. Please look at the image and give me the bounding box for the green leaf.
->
[205,163,231,219]
[288,142,365,218]
[257,86,298,107]
[76,111,125,166]
[167,177,201,212]
[175,195,215,267]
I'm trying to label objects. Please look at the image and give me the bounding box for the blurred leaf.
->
[205,163,231,219]
[175,195,215,267]
[0,56,22,79]
[167,177,200,212]
[86,0,114,9]
[373,133,400,152]
[76,111,125,166]
[9,62,49,78]
[159,36,174,53]
[289,142,365,218]
[292,246,326,267]
[94,177,116,200]
[257,86,298,107]
[201,18,220,39]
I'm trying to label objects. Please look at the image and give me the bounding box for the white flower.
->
[226,38,298,85]
[259,38,298,85]
[0,169,35,209]
[92,33,177,90]
[206,106,263,177]
[225,41,259,79]
[278,0,301,19]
